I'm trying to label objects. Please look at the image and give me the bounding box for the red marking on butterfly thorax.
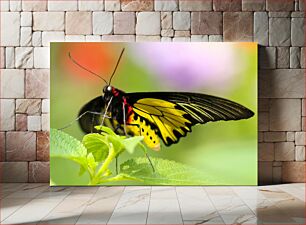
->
[111,87,120,97]
[123,97,127,105]
[123,97,132,112]
[122,96,134,123]
[127,105,133,115]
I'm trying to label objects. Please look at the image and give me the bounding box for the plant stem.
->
[91,143,116,184]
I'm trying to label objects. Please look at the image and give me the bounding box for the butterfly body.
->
[79,85,254,151]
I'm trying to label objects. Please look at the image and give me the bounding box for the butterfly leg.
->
[59,111,110,130]
[145,153,155,173]
[122,102,128,136]
[100,96,113,127]
[124,122,155,173]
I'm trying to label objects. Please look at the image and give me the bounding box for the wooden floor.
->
[0,183,305,224]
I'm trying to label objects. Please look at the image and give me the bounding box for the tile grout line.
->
[201,187,226,225]
[75,186,100,224]
[174,187,185,225]
[145,186,152,225]
[1,183,33,222]
[1,184,52,223]
[37,186,73,223]
[1,198,33,222]
[229,187,258,223]
[106,186,126,225]
[230,187,263,223]
[1,183,27,199]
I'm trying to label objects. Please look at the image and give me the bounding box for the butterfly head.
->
[103,85,113,102]
[103,85,112,93]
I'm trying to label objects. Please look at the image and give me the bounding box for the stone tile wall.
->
[0,0,305,184]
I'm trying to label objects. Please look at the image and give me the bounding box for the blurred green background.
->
[51,42,257,185]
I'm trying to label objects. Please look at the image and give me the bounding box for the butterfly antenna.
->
[109,48,125,85]
[68,52,108,84]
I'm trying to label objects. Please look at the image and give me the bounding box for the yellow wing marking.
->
[165,116,189,133]
[160,117,185,136]
[152,115,177,143]
[163,112,191,128]
[133,103,163,116]
[178,103,223,121]
[137,98,177,108]
[127,114,160,151]
[177,103,204,122]
[133,108,155,124]
[133,98,193,145]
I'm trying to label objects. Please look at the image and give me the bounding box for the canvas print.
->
[50,42,257,186]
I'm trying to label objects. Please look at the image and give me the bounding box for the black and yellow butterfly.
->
[71,49,254,151]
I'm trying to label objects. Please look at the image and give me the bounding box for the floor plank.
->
[204,187,257,224]
[0,183,304,224]
[147,187,183,224]
[38,187,97,224]
[108,186,151,224]
[176,187,220,222]
[76,186,124,224]
[1,197,33,221]
[4,183,49,199]
[2,195,68,224]
[0,183,27,199]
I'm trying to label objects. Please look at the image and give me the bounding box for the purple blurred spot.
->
[130,43,243,91]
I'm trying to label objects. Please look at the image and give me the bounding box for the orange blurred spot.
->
[59,43,121,82]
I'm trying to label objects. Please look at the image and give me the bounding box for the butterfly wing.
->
[126,92,254,146]
[78,96,124,135]
[79,92,254,148]
[78,95,161,150]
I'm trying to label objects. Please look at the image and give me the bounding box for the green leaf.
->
[120,157,222,185]
[50,129,87,169]
[94,125,116,136]
[122,136,144,154]
[107,135,124,155]
[82,134,109,162]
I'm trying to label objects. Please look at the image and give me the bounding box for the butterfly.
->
[70,49,255,151]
